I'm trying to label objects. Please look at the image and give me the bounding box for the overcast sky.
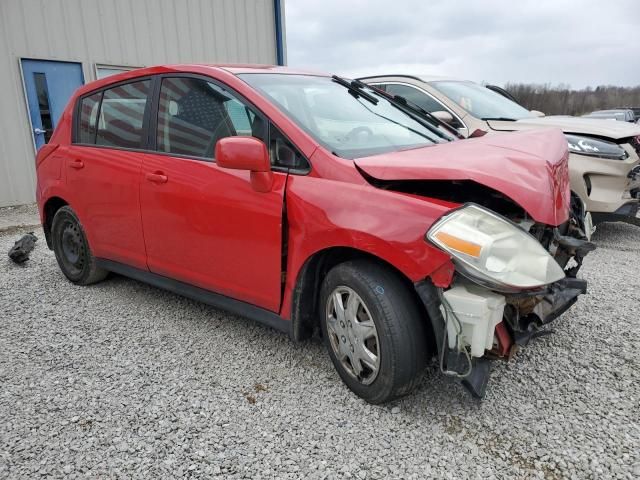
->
[284,0,640,88]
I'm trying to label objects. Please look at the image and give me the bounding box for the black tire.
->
[320,259,430,404]
[51,206,108,285]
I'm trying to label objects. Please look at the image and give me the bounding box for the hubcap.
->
[59,220,85,275]
[326,286,380,385]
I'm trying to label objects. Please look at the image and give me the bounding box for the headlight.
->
[426,204,565,292]
[566,134,628,160]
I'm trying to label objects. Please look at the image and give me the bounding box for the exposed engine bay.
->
[372,178,596,277]
[377,178,597,398]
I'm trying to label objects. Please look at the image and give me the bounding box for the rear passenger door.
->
[139,75,287,313]
[67,79,151,269]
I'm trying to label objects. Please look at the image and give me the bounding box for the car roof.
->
[358,74,467,83]
[211,64,326,75]
[74,64,328,97]
[589,109,630,114]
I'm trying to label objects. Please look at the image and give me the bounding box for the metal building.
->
[0,0,286,207]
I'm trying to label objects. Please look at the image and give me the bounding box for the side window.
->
[77,91,102,144]
[95,80,150,149]
[269,123,308,171]
[382,83,464,129]
[224,101,254,135]
[156,77,264,158]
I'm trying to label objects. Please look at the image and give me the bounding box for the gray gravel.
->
[0,212,639,479]
[0,204,39,233]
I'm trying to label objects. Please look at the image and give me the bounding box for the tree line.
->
[502,84,640,116]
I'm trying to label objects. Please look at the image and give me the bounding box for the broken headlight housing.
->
[426,204,565,292]
[566,134,628,160]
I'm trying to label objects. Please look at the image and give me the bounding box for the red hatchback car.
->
[36,65,593,403]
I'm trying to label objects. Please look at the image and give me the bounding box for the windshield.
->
[239,74,451,159]
[430,81,535,121]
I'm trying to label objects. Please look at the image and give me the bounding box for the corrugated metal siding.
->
[0,0,279,207]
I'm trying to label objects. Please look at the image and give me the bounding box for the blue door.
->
[21,59,84,150]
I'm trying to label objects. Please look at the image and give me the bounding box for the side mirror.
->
[215,136,273,193]
[431,110,455,124]
[530,110,545,117]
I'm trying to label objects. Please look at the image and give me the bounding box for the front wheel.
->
[320,260,430,404]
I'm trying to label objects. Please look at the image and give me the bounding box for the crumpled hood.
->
[354,129,570,226]
[488,115,640,140]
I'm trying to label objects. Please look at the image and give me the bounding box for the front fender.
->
[280,175,454,319]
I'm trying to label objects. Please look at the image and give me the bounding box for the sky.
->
[284,0,640,88]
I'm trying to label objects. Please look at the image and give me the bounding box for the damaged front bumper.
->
[502,277,586,346]
[415,276,587,399]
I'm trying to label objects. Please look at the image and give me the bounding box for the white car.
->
[360,75,640,227]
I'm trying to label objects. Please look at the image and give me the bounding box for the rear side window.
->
[78,92,102,144]
[156,77,263,158]
[95,80,150,149]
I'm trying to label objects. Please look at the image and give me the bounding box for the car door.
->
[66,79,151,269]
[139,75,287,312]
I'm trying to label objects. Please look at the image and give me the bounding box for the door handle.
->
[145,171,168,184]
[34,128,47,135]
[69,159,84,169]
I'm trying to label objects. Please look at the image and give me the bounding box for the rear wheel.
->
[51,206,108,285]
[320,260,430,404]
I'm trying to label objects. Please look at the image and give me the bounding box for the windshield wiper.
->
[331,75,379,105]
[481,117,516,121]
[363,86,463,140]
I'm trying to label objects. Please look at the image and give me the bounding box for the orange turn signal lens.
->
[434,232,482,258]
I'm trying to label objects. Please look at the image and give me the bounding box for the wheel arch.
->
[289,246,434,347]
[42,196,69,249]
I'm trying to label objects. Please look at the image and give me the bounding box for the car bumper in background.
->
[569,146,640,216]
[591,201,640,226]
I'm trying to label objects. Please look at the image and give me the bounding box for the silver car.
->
[583,109,636,123]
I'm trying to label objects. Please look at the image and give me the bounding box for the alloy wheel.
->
[326,286,380,385]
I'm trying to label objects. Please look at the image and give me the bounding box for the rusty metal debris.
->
[8,232,37,264]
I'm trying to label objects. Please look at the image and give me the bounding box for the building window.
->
[95,65,141,80]
[33,72,54,143]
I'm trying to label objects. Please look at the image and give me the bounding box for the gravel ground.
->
[0,204,39,233]
[0,211,639,479]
